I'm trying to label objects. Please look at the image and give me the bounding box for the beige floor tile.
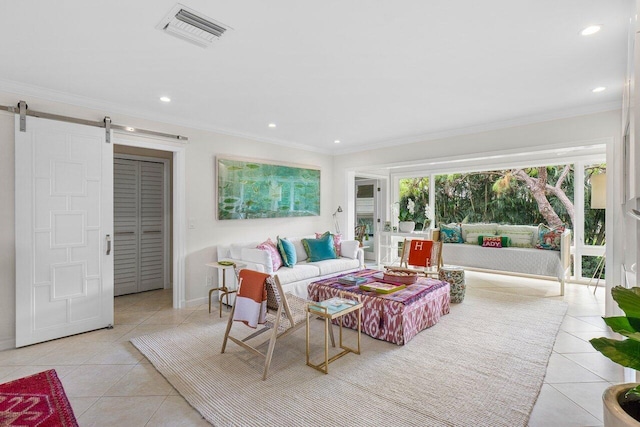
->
[84,341,145,365]
[0,339,65,366]
[551,382,609,422]
[114,310,156,325]
[529,384,603,427]
[563,352,626,383]
[118,324,178,342]
[553,331,599,353]
[60,364,134,397]
[0,365,78,383]
[561,315,608,333]
[104,363,174,396]
[65,324,137,343]
[146,395,210,426]
[0,366,18,381]
[140,310,192,325]
[77,396,165,427]
[67,396,99,418]
[574,315,608,329]
[31,341,114,365]
[545,353,608,383]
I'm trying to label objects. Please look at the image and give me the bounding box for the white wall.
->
[0,92,334,349]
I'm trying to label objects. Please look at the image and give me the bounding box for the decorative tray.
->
[383,270,418,284]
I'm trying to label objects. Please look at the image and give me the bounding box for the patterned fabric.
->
[303,233,337,261]
[308,269,450,345]
[481,236,503,248]
[256,238,283,272]
[439,266,466,303]
[0,369,79,427]
[440,223,463,243]
[315,231,342,256]
[277,236,297,267]
[233,270,269,328]
[536,224,565,251]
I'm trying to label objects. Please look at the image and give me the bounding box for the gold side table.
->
[206,261,245,317]
[306,294,362,374]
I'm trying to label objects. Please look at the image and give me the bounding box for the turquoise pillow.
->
[441,223,463,243]
[302,234,337,262]
[277,236,297,267]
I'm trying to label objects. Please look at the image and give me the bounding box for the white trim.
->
[113,153,172,290]
[0,337,15,351]
[112,136,187,309]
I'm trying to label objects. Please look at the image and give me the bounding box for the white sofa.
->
[440,223,571,295]
[217,235,364,299]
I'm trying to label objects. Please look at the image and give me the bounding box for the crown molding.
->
[0,78,332,155]
[332,101,621,155]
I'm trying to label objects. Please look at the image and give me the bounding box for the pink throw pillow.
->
[315,232,342,256]
[481,236,502,248]
[256,238,283,271]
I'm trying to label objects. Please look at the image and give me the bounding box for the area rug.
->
[0,369,78,426]
[132,288,568,427]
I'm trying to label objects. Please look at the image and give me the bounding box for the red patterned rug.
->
[0,369,78,426]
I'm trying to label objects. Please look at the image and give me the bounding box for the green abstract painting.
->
[217,157,320,220]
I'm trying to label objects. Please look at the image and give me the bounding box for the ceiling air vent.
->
[157,4,231,48]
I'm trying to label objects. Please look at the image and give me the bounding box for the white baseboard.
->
[0,337,16,351]
[185,296,208,308]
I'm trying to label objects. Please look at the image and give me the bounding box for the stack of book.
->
[337,275,367,286]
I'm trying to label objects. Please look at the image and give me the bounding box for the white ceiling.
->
[0,0,632,154]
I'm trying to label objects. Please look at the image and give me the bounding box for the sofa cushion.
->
[277,237,297,267]
[275,263,321,284]
[340,240,360,259]
[440,223,463,243]
[256,238,283,272]
[316,231,342,256]
[310,257,361,276]
[288,236,312,262]
[240,248,274,274]
[496,225,537,248]
[303,234,337,262]
[461,223,498,241]
[231,242,258,259]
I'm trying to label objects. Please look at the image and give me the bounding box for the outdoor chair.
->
[393,238,443,278]
[221,269,334,380]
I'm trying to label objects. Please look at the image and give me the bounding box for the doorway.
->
[355,178,381,261]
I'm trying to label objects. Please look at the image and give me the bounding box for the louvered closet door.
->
[113,158,165,296]
[139,161,164,292]
[114,159,139,296]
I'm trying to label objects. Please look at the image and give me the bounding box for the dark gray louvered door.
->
[114,158,164,296]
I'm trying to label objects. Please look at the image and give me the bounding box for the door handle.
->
[106,234,111,255]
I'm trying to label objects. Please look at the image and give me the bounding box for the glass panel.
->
[584,164,606,246]
[582,255,605,280]
[398,177,430,229]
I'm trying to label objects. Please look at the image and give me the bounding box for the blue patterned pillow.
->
[440,223,463,243]
[302,234,337,262]
[277,236,297,267]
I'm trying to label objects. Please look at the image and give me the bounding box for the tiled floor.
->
[0,272,620,426]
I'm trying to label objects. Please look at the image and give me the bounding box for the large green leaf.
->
[604,316,640,335]
[590,337,640,370]
[612,286,640,318]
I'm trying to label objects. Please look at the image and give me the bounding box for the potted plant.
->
[590,286,640,426]
[398,198,416,232]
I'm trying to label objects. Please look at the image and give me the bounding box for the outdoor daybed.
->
[439,223,571,295]
[217,233,364,299]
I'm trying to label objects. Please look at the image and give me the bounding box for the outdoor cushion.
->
[481,236,503,248]
[460,223,498,241]
[441,223,463,243]
[536,224,565,251]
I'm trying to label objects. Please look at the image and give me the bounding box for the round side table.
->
[438,265,466,303]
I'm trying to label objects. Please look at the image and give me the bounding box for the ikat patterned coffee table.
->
[308,269,450,345]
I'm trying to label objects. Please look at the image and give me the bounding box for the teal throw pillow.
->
[302,234,337,262]
[440,223,463,243]
[277,236,297,267]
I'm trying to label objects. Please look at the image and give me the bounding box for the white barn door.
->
[15,116,113,347]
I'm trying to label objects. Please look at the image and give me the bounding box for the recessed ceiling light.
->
[592,86,606,93]
[334,140,341,144]
[160,96,171,103]
[268,123,276,128]
[126,127,135,132]
[581,25,601,36]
